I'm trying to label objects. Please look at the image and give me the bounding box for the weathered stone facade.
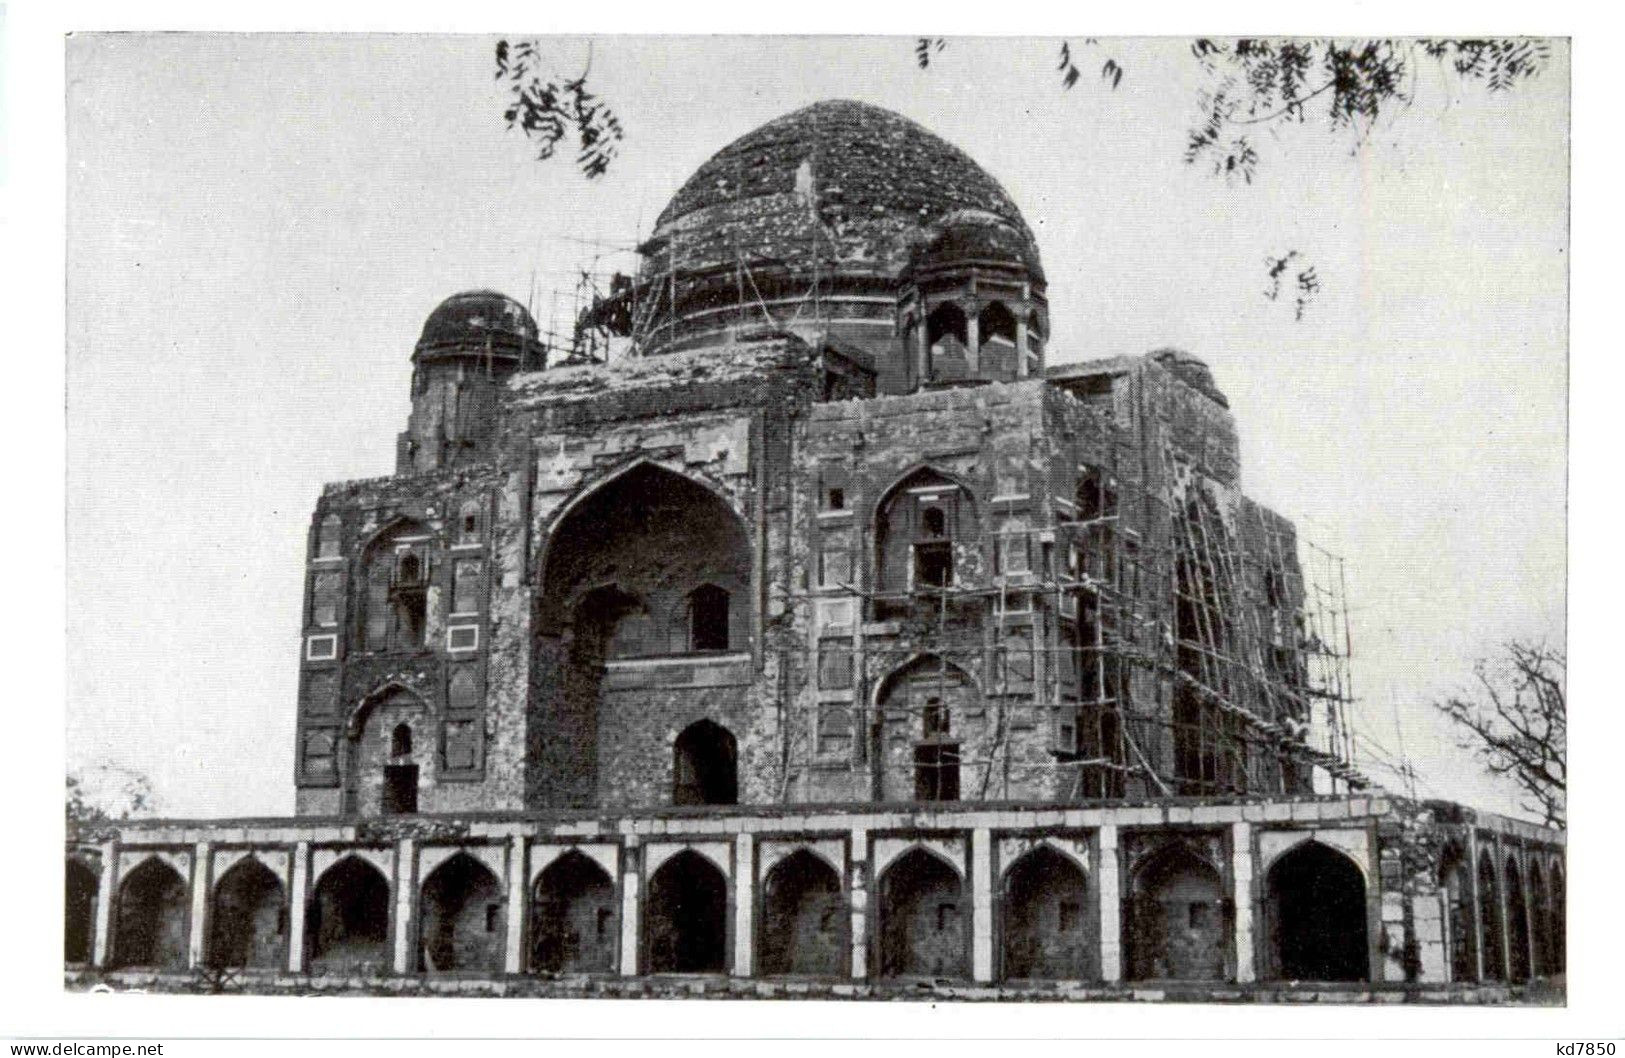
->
[67,99,1564,1000]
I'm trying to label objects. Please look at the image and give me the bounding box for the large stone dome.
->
[643,100,1043,286]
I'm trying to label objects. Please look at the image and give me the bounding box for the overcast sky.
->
[65,35,1568,820]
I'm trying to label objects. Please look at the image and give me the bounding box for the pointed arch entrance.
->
[1001,846,1093,980]
[208,858,286,969]
[1439,844,1477,982]
[531,851,618,974]
[65,858,99,964]
[644,850,728,973]
[1125,843,1226,981]
[1478,851,1504,980]
[1264,841,1369,981]
[420,853,505,973]
[673,720,738,806]
[1505,858,1531,983]
[113,858,189,969]
[308,856,391,973]
[759,849,846,977]
[877,847,966,979]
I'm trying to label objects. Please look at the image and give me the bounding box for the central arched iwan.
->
[532,464,751,808]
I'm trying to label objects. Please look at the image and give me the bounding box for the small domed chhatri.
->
[615,100,1048,382]
[415,289,542,361]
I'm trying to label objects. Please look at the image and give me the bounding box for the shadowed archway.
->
[208,858,286,969]
[308,856,391,974]
[1265,842,1369,982]
[531,851,618,974]
[759,849,845,977]
[1001,846,1093,981]
[65,859,99,964]
[644,850,728,974]
[420,853,505,973]
[877,847,966,979]
[113,858,189,969]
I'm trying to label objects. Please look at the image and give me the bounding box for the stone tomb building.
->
[66,101,1563,999]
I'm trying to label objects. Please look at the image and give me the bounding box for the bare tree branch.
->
[1434,641,1565,827]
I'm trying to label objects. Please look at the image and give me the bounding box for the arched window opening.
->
[875,469,975,595]
[876,654,977,803]
[1126,845,1226,982]
[688,584,730,652]
[977,301,1018,381]
[645,851,728,973]
[1550,864,1565,975]
[1439,846,1477,982]
[878,848,965,979]
[532,851,617,974]
[208,858,286,970]
[574,585,650,661]
[362,524,432,654]
[309,857,390,974]
[1002,847,1092,981]
[420,853,504,973]
[914,695,959,802]
[1265,842,1368,982]
[1529,860,1550,977]
[760,850,846,977]
[113,859,189,969]
[1478,852,1505,981]
[383,765,418,815]
[458,501,481,545]
[64,859,99,964]
[1505,858,1531,983]
[344,687,427,818]
[673,720,738,806]
[926,303,969,381]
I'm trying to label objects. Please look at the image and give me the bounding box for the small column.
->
[393,839,416,975]
[965,303,980,377]
[971,828,994,982]
[1493,834,1510,981]
[1231,822,1254,983]
[916,319,930,387]
[287,841,310,972]
[733,833,754,977]
[619,841,640,976]
[187,841,211,968]
[1098,825,1121,982]
[91,840,117,968]
[849,828,868,979]
[1466,829,1484,981]
[504,835,527,974]
[1015,317,1030,379]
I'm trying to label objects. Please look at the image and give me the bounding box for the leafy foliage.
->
[67,763,156,832]
[1434,642,1566,827]
[495,40,624,179]
[1180,39,1548,180]
[915,37,946,70]
[1265,251,1321,321]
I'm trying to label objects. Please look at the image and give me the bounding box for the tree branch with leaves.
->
[1434,641,1566,828]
